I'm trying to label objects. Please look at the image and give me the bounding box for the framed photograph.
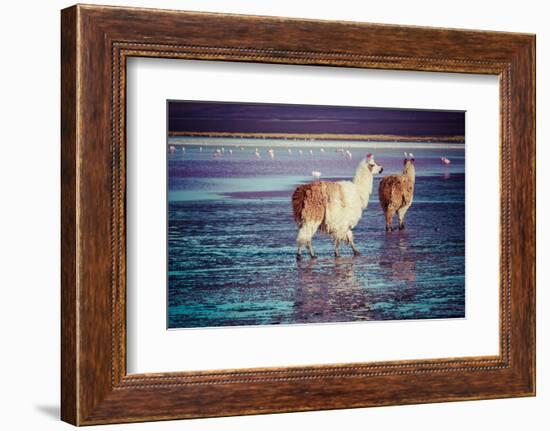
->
[164,101,466,330]
[61,4,535,425]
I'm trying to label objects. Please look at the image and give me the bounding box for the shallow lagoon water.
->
[167,141,465,329]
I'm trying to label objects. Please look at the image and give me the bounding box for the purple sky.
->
[168,100,465,140]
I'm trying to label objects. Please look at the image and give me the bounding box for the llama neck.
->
[353,167,374,208]
[403,166,416,186]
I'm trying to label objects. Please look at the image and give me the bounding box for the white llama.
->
[292,154,384,259]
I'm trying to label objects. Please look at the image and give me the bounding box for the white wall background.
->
[0,1,546,429]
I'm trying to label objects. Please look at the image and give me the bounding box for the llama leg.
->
[334,238,341,257]
[296,242,303,260]
[296,221,320,260]
[397,203,412,230]
[296,227,307,260]
[384,207,396,232]
[347,230,360,256]
[306,241,317,259]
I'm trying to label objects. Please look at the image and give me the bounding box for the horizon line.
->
[168,131,465,144]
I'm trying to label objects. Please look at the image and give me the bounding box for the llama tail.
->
[292,185,308,224]
[378,176,397,211]
[378,177,389,210]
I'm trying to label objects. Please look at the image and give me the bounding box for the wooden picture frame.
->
[61,4,535,425]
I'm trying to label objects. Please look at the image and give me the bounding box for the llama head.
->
[353,154,383,199]
[365,153,384,174]
[402,153,416,177]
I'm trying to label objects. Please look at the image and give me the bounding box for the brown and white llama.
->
[378,153,416,232]
[292,154,384,260]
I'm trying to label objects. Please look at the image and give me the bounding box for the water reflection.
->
[293,257,371,323]
[379,233,417,282]
[376,232,420,310]
[290,232,421,323]
[168,146,466,327]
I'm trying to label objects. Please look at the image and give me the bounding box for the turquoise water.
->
[167,142,465,328]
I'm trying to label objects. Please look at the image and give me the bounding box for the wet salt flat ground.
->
[167,140,465,329]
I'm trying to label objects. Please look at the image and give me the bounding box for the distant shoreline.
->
[168,131,464,144]
[168,135,465,150]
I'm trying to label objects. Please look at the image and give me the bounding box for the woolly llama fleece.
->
[292,154,384,259]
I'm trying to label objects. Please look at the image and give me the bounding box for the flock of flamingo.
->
[168,144,453,181]
[168,144,364,162]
